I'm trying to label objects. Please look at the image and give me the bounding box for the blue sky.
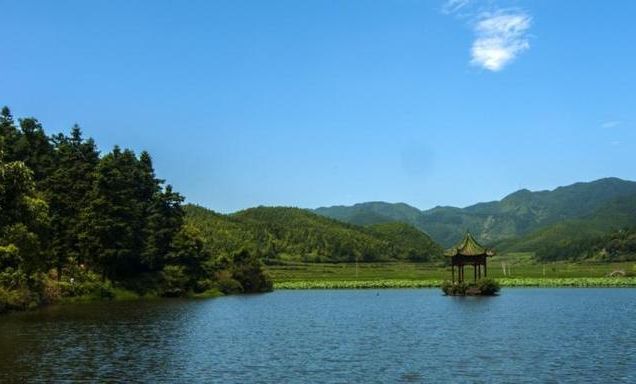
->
[2,0,635,213]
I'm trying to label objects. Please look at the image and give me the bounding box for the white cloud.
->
[442,0,472,15]
[470,11,532,71]
[601,120,622,129]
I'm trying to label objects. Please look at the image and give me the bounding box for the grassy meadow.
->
[267,253,636,289]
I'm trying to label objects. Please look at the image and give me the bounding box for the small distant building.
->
[445,232,495,283]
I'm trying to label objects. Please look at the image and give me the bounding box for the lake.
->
[1,289,634,383]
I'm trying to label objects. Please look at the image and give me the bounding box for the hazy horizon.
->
[204,176,633,214]
[3,0,635,213]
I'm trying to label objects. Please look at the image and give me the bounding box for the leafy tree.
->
[230,249,273,293]
[0,158,50,280]
[166,223,209,283]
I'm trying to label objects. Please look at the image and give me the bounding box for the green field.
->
[267,255,636,289]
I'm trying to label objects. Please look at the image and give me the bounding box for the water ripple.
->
[0,289,634,383]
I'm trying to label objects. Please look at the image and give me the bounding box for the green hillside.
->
[185,178,636,264]
[365,222,443,262]
[185,205,443,263]
[497,194,636,261]
[315,178,636,247]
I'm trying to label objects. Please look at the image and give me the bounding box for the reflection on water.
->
[1,289,635,383]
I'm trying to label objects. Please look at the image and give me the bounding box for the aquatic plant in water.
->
[274,277,636,290]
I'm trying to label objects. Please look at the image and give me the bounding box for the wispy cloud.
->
[442,0,472,15]
[470,11,532,71]
[601,120,622,129]
[442,2,533,72]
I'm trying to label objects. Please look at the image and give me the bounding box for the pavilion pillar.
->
[484,261,487,277]
[452,265,455,283]
[474,264,477,282]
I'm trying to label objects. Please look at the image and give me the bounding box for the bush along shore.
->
[441,278,500,296]
[0,254,273,314]
[274,276,636,290]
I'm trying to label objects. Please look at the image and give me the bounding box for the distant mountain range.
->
[314,178,636,252]
[185,177,636,263]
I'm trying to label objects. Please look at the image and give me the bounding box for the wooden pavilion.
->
[445,233,495,283]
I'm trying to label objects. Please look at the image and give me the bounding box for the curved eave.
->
[445,232,496,257]
[444,248,496,257]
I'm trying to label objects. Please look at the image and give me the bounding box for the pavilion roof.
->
[444,232,495,257]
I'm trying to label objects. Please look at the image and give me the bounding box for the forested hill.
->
[314,178,636,247]
[184,205,443,263]
[315,202,423,227]
[497,194,636,261]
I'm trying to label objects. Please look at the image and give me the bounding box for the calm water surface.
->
[1,288,634,383]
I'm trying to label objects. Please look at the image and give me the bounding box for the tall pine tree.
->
[81,147,146,280]
[47,126,99,277]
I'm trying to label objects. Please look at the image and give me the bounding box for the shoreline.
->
[3,277,634,315]
[274,277,636,290]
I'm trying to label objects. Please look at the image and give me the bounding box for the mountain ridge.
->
[313,177,636,247]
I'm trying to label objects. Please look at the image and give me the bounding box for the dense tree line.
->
[534,227,636,262]
[184,205,443,264]
[0,107,271,312]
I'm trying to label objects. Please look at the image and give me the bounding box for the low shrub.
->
[57,279,113,299]
[0,286,39,312]
[441,281,468,296]
[194,278,215,293]
[118,272,163,296]
[216,271,243,294]
[41,276,62,304]
[230,250,274,293]
[0,268,28,290]
[441,279,498,296]
[110,287,140,301]
[161,265,189,297]
[476,278,500,296]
